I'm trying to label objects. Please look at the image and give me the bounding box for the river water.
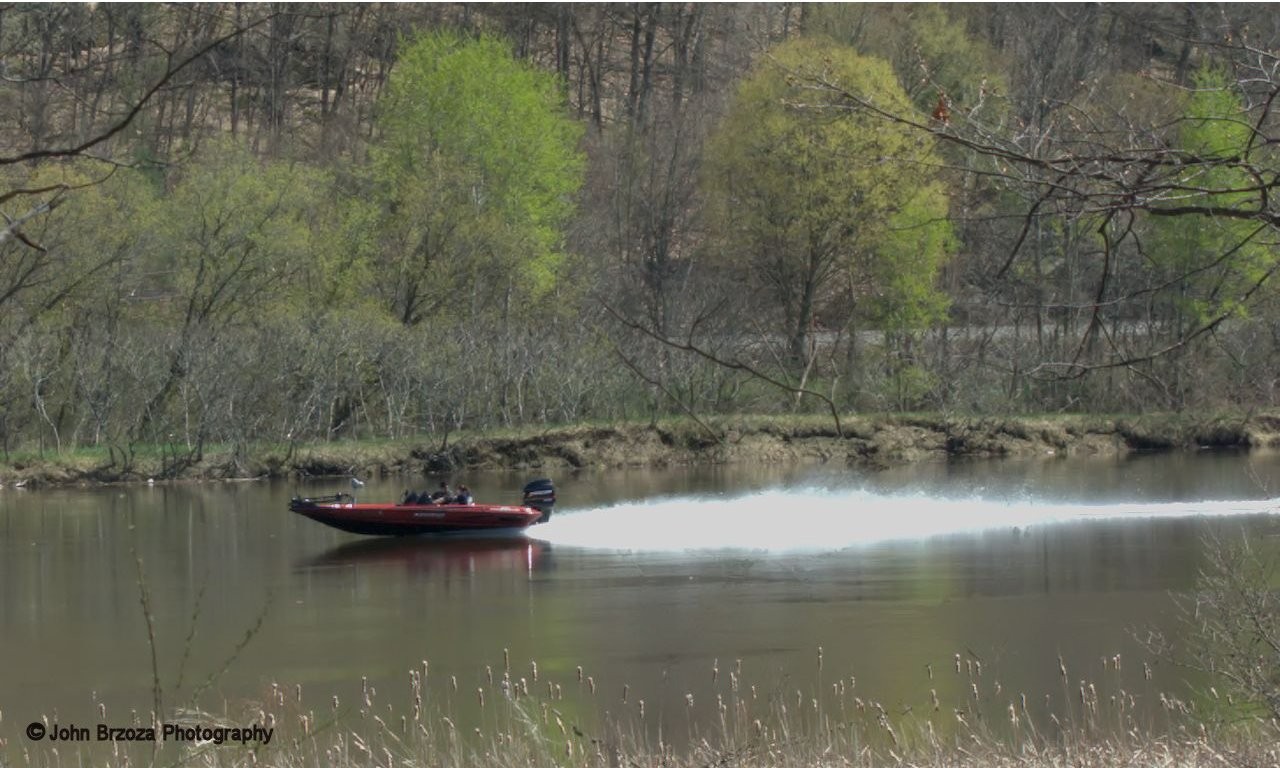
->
[3,451,1280,753]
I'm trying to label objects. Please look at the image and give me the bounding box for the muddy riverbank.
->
[3,412,1279,487]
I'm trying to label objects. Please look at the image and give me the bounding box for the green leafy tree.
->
[705,36,954,372]
[367,30,584,327]
[806,4,1005,114]
[134,139,327,447]
[1150,67,1275,328]
[0,161,154,337]
[0,161,155,453]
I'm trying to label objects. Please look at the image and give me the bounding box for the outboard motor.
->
[522,478,556,523]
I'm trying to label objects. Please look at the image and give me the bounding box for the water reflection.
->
[301,535,551,576]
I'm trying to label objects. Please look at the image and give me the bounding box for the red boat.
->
[290,479,555,536]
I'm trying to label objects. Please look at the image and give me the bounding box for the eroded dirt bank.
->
[4,413,1280,487]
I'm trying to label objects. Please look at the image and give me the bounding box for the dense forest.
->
[2,3,1280,466]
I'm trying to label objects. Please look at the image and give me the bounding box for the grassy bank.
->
[9,651,1279,768]
[3,411,1280,488]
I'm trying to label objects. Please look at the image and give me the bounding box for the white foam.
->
[533,489,1280,552]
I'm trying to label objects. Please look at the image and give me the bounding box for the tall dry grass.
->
[7,647,1279,768]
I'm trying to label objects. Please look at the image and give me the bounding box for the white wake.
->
[533,489,1279,551]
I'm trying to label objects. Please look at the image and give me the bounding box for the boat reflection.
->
[300,534,551,576]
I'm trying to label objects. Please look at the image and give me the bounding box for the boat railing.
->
[289,493,354,510]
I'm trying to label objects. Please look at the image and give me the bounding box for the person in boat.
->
[430,482,451,503]
[454,484,473,505]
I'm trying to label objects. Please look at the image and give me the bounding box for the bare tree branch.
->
[0,9,276,167]
[606,337,723,444]
[601,299,845,437]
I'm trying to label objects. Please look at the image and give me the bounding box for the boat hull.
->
[290,498,543,536]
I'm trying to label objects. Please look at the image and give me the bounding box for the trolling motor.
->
[522,478,555,523]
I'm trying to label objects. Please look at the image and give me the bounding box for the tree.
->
[0,161,155,454]
[365,30,584,328]
[704,36,954,374]
[1131,67,1275,405]
[133,139,327,451]
[1143,532,1280,723]
[805,4,1005,115]
[804,38,1280,392]
[1150,67,1273,327]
